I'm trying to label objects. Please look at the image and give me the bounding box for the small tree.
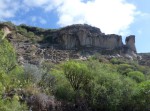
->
[63,61,92,91]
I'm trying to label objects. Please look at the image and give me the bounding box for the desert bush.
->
[127,71,145,83]
[110,58,124,64]
[132,80,150,111]
[119,76,137,110]
[51,68,75,101]
[23,63,44,83]
[0,34,16,74]
[117,64,135,75]
[17,26,27,35]
[27,31,35,38]
[39,73,56,95]
[0,95,28,111]
[91,72,123,111]
[62,61,93,91]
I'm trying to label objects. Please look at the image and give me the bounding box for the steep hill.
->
[0,22,139,65]
[0,22,150,111]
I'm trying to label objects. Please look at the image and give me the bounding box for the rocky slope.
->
[138,53,150,66]
[0,22,138,65]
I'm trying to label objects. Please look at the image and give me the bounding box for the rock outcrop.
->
[52,24,136,55]
[0,23,137,64]
[58,24,123,50]
[15,24,136,53]
[125,35,136,53]
[0,24,13,39]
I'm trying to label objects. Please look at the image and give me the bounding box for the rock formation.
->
[49,24,136,55]
[0,24,12,39]
[0,22,137,64]
[125,35,136,53]
[58,24,123,50]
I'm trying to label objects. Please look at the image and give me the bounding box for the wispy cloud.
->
[30,16,47,25]
[0,0,21,20]
[23,0,51,7]
[0,0,141,35]
[39,17,47,24]
[31,16,37,22]
[23,0,139,34]
[137,29,142,35]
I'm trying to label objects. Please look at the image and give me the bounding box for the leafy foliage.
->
[0,95,28,111]
[0,32,16,74]
[63,61,92,91]
[127,71,145,83]
[0,32,28,110]
[133,80,150,110]
[0,29,150,111]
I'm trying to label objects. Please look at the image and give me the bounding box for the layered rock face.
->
[52,24,136,54]
[0,23,137,64]
[0,23,137,53]
[125,35,136,53]
[14,23,136,54]
[58,24,123,50]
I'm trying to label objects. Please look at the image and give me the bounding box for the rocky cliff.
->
[0,22,137,64]
[58,24,123,50]
[20,24,136,52]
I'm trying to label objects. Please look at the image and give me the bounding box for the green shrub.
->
[23,63,44,83]
[51,68,75,101]
[91,72,123,111]
[63,61,93,91]
[0,37,16,74]
[110,58,123,64]
[27,31,35,38]
[119,76,137,110]
[127,71,145,83]
[133,80,150,110]
[0,95,28,111]
[117,64,134,75]
[17,26,27,35]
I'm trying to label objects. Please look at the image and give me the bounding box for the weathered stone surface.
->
[57,24,124,50]
[0,25,12,39]
[0,23,137,64]
[125,35,136,53]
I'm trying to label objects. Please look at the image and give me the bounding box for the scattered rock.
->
[0,23,138,64]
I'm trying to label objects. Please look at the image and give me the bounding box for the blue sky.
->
[0,0,150,53]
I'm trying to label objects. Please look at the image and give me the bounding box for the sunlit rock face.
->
[56,24,136,54]
[57,24,124,50]
[125,35,136,53]
[0,23,137,55]
[0,24,12,39]
[0,23,137,64]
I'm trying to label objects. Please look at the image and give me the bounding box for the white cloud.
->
[11,20,27,25]
[0,0,20,20]
[0,0,139,35]
[55,0,138,34]
[23,0,138,34]
[39,17,47,24]
[31,16,37,22]
[23,0,51,7]
[30,16,47,25]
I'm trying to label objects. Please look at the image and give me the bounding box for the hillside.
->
[0,22,139,64]
[0,22,150,111]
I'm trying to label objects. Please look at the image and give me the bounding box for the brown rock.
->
[125,35,136,53]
